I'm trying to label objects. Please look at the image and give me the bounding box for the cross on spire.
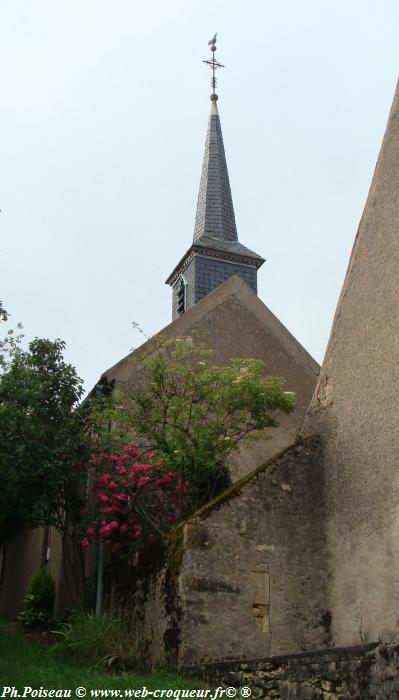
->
[203,32,225,100]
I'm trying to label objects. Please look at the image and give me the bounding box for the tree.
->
[0,338,89,604]
[0,300,23,371]
[0,301,8,322]
[92,336,294,510]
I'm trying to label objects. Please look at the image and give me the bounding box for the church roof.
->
[194,234,264,264]
[193,99,238,243]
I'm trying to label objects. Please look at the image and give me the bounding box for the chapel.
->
[3,36,399,695]
[0,36,319,623]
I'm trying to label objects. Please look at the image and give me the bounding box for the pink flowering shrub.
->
[82,443,188,556]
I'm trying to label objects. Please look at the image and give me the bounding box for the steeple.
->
[193,97,238,243]
[166,36,264,320]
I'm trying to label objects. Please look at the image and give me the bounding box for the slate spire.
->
[166,36,264,320]
[193,96,238,243]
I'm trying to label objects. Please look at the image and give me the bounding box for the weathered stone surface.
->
[176,438,330,666]
[301,78,399,648]
[100,438,328,669]
[106,541,170,669]
[187,643,399,699]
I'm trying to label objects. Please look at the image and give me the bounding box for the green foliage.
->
[29,566,56,613]
[0,627,199,688]
[0,301,8,323]
[0,338,88,538]
[92,336,294,508]
[0,300,24,372]
[18,567,55,628]
[53,610,144,671]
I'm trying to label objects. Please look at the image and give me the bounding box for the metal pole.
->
[95,537,104,616]
[95,416,111,616]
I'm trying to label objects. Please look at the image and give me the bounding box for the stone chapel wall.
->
[301,80,399,648]
[120,438,331,668]
[173,438,329,666]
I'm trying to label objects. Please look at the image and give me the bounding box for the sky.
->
[1,0,398,392]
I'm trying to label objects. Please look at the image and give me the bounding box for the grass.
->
[51,609,144,671]
[0,628,200,690]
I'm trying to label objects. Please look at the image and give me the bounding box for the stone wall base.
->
[186,643,399,699]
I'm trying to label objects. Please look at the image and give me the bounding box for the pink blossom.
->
[132,524,143,538]
[97,473,112,488]
[130,463,151,474]
[81,538,90,548]
[113,493,127,502]
[126,445,140,457]
[86,527,95,537]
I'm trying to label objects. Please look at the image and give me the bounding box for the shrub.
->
[83,444,188,558]
[92,336,295,509]
[53,609,144,671]
[18,566,55,628]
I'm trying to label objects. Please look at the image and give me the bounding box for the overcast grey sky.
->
[1,0,398,391]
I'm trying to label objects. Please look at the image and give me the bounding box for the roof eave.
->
[165,244,265,287]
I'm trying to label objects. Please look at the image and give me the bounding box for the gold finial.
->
[203,33,225,101]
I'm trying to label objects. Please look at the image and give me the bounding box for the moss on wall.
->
[193,441,298,520]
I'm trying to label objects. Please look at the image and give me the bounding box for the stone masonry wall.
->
[105,439,329,670]
[188,643,399,699]
[175,438,331,667]
[106,542,170,669]
[301,80,399,648]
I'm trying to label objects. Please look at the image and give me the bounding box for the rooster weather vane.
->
[203,33,224,100]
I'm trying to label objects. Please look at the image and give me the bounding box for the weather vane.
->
[203,33,224,101]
